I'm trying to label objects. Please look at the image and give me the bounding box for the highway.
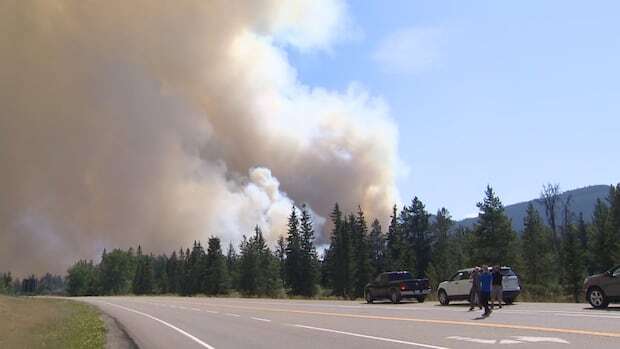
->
[78,296,620,349]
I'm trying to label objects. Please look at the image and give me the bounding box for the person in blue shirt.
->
[479,264,493,317]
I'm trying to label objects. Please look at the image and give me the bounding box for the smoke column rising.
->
[0,0,401,275]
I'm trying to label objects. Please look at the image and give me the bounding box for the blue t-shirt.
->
[480,272,493,293]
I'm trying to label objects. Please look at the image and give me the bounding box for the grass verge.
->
[0,295,105,348]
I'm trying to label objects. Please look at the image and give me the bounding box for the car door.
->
[456,271,472,296]
[446,271,470,297]
[603,266,620,297]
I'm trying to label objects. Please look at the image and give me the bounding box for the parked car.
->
[437,266,521,305]
[584,265,620,309]
[364,271,431,304]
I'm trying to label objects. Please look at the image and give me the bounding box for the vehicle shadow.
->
[361,300,421,305]
[583,306,620,312]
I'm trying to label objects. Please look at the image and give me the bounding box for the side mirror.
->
[606,271,614,277]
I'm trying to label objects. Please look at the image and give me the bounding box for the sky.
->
[287,0,620,219]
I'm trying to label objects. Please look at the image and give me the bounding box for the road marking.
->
[225,313,241,317]
[447,336,496,344]
[512,336,570,344]
[499,339,522,344]
[191,308,201,312]
[293,324,449,349]
[205,310,219,314]
[98,301,215,349]
[167,301,620,338]
[250,317,271,322]
[555,313,620,319]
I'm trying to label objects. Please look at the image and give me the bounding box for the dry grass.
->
[0,295,105,348]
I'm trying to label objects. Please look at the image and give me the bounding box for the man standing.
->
[479,264,493,317]
[491,265,503,309]
[469,267,482,311]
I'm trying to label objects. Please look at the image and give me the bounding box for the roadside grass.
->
[0,295,105,348]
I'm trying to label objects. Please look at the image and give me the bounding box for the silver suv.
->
[437,266,521,305]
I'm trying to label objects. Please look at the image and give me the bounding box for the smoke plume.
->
[0,0,400,275]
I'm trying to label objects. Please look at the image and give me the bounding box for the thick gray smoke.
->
[0,0,401,275]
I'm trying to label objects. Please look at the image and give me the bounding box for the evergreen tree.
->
[402,197,433,276]
[132,246,153,295]
[187,241,206,295]
[427,208,455,289]
[588,199,613,273]
[521,203,555,296]
[239,226,284,297]
[609,184,620,264]
[385,205,405,270]
[226,243,239,290]
[326,204,355,298]
[470,186,518,266]
[299,204,319,296]
[284,206,303,294]
[369,219,386,275]
[352,206,373,298]
[204,237,230,295]
[167,251,180,294]
[561,224,586,302]
[275,235,287,282]
[152,254,168,294]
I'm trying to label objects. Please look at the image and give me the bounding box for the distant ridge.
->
[455,185,613,233]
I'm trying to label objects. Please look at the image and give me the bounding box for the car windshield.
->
[388,272,413,281]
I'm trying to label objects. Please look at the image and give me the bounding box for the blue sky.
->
[286,0,620,219]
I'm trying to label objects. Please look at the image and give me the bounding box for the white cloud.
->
[373,27,441,74]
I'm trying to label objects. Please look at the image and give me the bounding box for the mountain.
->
[455,185,613,233]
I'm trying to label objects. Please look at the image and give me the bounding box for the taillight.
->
[400,283,406,291]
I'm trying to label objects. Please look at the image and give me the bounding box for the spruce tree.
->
[385,205,405,270]
[205,237,230,295]
[588,199,613,273]
[609,184,620,264]
[167,251,179,294]
[275,235,287,283]
[561,224,586,302]
[226,242,239,290]
[521,203,555,296]
[471,186,518,266]
[327,204,355,298]
[284,206,303,294]
[427,208,455,288]
[404,197,433,276]
[352,206,372,298]
[299,204,319,296]
[369,219,386,275]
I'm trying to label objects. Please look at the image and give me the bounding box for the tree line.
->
[3,184,619,302]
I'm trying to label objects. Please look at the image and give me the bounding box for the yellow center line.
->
[161,300,620,339]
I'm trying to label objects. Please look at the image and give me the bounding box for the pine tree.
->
[588,199,613,273]
[427,208,455,289]
[402,197,433,276]
[369,219,386,275]
[561,224,586,302]
[385,205,405,270]
[299,204,319,297]
[471,186,518,266]
[521,203,555,297]
[152,254,168,294]
[609,184,620,264]
[204,237,230,295]
[327,204,355,298]
[352,206,372,298]
[226,243,239,290]
[275,235,287,283]
[284,206,303,294]
[167,251,180,294]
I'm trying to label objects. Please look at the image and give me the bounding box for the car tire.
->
[587,287,609,309]
[504,298,514,305]
[438,290,449,305]
[365,290,374,304]
[416,296,426,303]
[390,289,401,304]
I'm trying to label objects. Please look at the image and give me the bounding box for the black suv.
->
[364,271,431,304]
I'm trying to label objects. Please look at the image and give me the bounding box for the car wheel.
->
[588,287,609,309]
[438,290,449,305]
[416,296,426,303]
[504,298,514,305]
[390,289,401,304]
[365,290,374,304]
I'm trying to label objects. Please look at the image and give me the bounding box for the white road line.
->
[225,313,241,317]
[250,317,271,322]
[447,336,496,344]
[205,310,219,314]
[512,336,570,344]
[191,308,202,312]
[293,324,449,349]
[99,301,215,349]
[554,313,620,319]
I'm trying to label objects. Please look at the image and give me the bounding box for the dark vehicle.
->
[584,265,620,309]
[364,271,431,304]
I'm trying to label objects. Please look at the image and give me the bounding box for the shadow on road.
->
[583,306,620,312]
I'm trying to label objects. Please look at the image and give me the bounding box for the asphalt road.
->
[77,296,620,349]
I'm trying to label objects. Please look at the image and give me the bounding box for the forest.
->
[2,184,619,302]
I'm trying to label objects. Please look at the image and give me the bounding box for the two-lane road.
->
[78,296,620,349]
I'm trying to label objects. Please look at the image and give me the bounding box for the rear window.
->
[500,268,516,276]
[388,272,413,281]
